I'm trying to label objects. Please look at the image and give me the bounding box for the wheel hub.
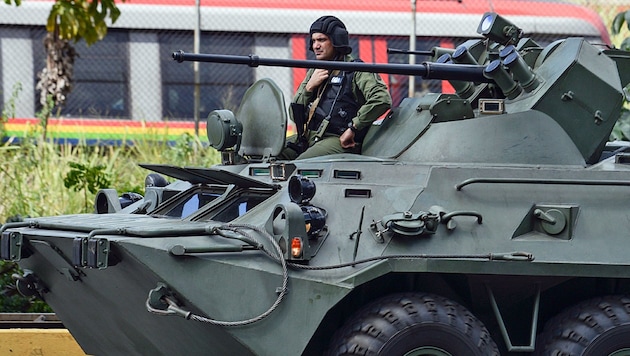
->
[404,346,452,356]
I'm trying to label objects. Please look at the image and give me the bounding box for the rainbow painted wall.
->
[3,118,296,145]
[3,118,209,145]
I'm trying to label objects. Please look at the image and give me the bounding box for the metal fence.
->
[0,0,627,141]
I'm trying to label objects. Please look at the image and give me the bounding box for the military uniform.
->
[279,54,392,160]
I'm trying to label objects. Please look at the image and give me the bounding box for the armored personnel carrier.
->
[3,12,630,355]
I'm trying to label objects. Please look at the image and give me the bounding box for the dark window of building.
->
[33,29,130,119]
[160,31,254,120]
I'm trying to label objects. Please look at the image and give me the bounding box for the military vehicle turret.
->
[3,12,630,355]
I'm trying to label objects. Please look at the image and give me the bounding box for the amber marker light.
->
[291,237,303,258]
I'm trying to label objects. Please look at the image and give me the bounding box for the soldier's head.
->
[309,16,351,60]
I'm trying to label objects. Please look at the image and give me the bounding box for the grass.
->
[0,133,220,224]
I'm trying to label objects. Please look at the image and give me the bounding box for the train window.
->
[386,37,458,106]
[160,31,254,120]
[33,29,130,119]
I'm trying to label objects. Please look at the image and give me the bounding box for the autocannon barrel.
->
[172,51,493,83]
[386,48,434,56]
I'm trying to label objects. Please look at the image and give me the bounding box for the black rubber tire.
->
[325,292,499,356]
[535,295,630,355]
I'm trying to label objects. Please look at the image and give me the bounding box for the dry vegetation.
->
[0,133,220,223]
[569,0,630,46]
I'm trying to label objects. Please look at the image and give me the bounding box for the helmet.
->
[309,16,352,55]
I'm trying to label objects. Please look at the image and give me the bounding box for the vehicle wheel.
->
[326,292,499,356]
[535,295,630,355]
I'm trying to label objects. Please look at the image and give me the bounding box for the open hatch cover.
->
[140,163,279,190]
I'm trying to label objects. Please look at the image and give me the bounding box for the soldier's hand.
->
[305,69,329,92]
[340,128,356,149]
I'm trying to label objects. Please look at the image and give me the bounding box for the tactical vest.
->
[308,70,361,138]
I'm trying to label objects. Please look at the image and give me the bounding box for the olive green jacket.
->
[292,55,392,132]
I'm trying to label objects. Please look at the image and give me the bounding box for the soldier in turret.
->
[279,15,392,159]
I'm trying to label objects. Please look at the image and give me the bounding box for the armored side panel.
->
[512,38,624,163]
